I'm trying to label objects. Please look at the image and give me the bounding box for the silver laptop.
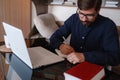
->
[2,22,64,69]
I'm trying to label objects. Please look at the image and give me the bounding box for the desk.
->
[0,44,120,80]
[5,53,120,80]
[7,54,74,80]
[0,45,12,80]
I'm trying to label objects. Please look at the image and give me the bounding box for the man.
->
[50,0,119,66]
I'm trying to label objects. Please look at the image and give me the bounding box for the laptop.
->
[2,22,64,69]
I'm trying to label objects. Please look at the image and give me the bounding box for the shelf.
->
[102,0,120,9]
[49,0,120,9]
[48,4,77,7]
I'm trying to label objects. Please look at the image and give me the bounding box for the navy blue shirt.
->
[50,13,119,66]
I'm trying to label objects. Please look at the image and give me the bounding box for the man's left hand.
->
[66,52,85,64]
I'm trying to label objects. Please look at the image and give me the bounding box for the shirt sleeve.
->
[49,14,74,49]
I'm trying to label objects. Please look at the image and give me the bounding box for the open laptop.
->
[2,22,64,69]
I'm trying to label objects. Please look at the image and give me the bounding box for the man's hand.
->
[66,52,85,64]
[59,44,75,55]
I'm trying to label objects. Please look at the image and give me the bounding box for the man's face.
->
[77,8,98,26]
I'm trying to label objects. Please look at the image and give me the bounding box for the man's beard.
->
[81,21,91,26]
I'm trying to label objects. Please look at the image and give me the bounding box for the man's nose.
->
[81,16,88,21]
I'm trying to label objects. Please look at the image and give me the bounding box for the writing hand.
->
[59,44,75,55]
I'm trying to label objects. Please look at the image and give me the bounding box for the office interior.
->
[0,0,120,80]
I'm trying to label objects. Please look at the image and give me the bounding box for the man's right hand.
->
[59,44,75,55]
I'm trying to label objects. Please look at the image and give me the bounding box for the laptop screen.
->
[2,22,33,68]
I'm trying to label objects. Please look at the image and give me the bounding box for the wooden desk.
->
[0,45,12,53]
[5,53,120,80]
[7,54,75,80]
[0,43,120,80]
[0,39,30,80]
[0,45,12,80]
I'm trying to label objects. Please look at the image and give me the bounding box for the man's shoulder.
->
[98,14,116,26]
[99,15,115,23]
[69,13,78,19]
[72,13,78,16]
[65,13,79,23]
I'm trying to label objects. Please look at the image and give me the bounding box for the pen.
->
[62,36,68,44]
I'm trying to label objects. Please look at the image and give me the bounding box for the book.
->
[106,1,119,4]
[105,0,119,7]
[64,1,74,5]
[50,0,64,5]
[64,62,105,80]
[105,4,118,7]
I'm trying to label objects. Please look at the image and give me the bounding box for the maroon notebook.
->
[64,62,105,80]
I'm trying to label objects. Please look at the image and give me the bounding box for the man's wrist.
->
[59,43,65,50]
[79,53,85,63]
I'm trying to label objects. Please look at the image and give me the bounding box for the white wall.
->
[48,5,120,26]
[100,8,120,26]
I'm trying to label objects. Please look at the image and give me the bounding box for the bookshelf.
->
[50,0,120,9]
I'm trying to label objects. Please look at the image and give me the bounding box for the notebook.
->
[2,22,64,69]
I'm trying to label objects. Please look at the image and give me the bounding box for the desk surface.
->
[1,40,120,80]
[6,54,120,80]
[7,54,74,80]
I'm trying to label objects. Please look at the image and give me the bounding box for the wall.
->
[0,0,30,42]
[48,5,120,26]
[100,8,120,26]
[32,0,48,15]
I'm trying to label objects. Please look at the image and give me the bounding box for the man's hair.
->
[77,0,102,12]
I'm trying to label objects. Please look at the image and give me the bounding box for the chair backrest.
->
[33,13,59,39]
[31,1,37,28]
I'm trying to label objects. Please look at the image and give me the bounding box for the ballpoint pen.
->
[63,36,69,44]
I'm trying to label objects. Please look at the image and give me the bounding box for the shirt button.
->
[82,36,85,39]
[80,46,83,49]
